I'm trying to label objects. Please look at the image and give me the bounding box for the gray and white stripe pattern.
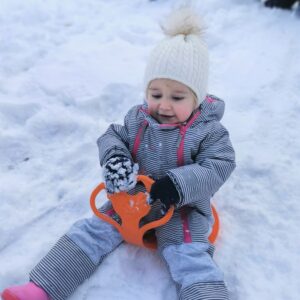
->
[180,282,229,300]
[97,95,236,246]
[96,95,235,299]
[29,95,235,300]
[30,235,97,300]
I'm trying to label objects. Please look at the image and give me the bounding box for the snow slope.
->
[0,0,300,299]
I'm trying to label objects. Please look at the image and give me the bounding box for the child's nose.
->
[159,99,171,110]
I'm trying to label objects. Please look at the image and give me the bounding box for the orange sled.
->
[90,175,219,249]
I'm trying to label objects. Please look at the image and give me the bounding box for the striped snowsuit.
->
[30,95,236,300]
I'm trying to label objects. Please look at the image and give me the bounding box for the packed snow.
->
[1,0,300,299]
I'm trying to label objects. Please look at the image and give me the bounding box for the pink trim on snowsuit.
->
[132,120,148,162]
[180,207,192,243]
[106,209,115,217]
[176,111,201,167]
[132,108,201,166]
[206,96,216,103]
[131,108,201,243]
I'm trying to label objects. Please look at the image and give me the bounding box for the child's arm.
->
[97,106,139,166]
[166,121,236,214]
[97,106,140,193]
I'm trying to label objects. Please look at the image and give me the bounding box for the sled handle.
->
[90,175,219,248]
[209,205,219,244]
[90,175,174,249]
[90,182,122,231]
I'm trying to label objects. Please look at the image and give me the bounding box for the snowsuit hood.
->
[198,95,225,122]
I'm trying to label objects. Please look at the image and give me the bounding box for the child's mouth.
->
[158,114,174,118]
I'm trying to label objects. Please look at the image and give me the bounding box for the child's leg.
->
[159,242,229,300]
[156,208,229,300]
[29,211,123,300]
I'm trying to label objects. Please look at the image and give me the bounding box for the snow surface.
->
[1,0,300,299]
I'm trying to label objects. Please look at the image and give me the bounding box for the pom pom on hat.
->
[161,7,205,38]
[144,7,209,105]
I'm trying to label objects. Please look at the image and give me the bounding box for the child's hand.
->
[103,156,139,194]
[149,176,180,214]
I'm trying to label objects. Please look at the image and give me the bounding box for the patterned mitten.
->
[103,156,138,193]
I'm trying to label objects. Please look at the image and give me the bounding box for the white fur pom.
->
[161,7,205,38]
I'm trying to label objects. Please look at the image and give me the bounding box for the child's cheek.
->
[177,107,189,116]
[148,101,156,111]
[148,105,156,117]
[178,108,193,121]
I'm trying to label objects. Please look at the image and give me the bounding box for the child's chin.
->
[151,113,179,124]
[160,119,177,124]
[158,116,178,124]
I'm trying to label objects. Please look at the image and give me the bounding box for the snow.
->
[0,0,300,299]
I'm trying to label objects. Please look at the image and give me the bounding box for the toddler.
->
[2,8,236,300]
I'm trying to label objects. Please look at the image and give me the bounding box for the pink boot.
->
[1,282,49,300]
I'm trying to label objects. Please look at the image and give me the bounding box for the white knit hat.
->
[144,8,209,105]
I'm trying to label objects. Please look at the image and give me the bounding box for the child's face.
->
[146,78,197,124]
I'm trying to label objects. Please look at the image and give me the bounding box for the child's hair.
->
[144,7,209,106]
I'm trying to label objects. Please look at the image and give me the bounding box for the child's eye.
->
[152,94,162,99]
[172,96,184,101]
